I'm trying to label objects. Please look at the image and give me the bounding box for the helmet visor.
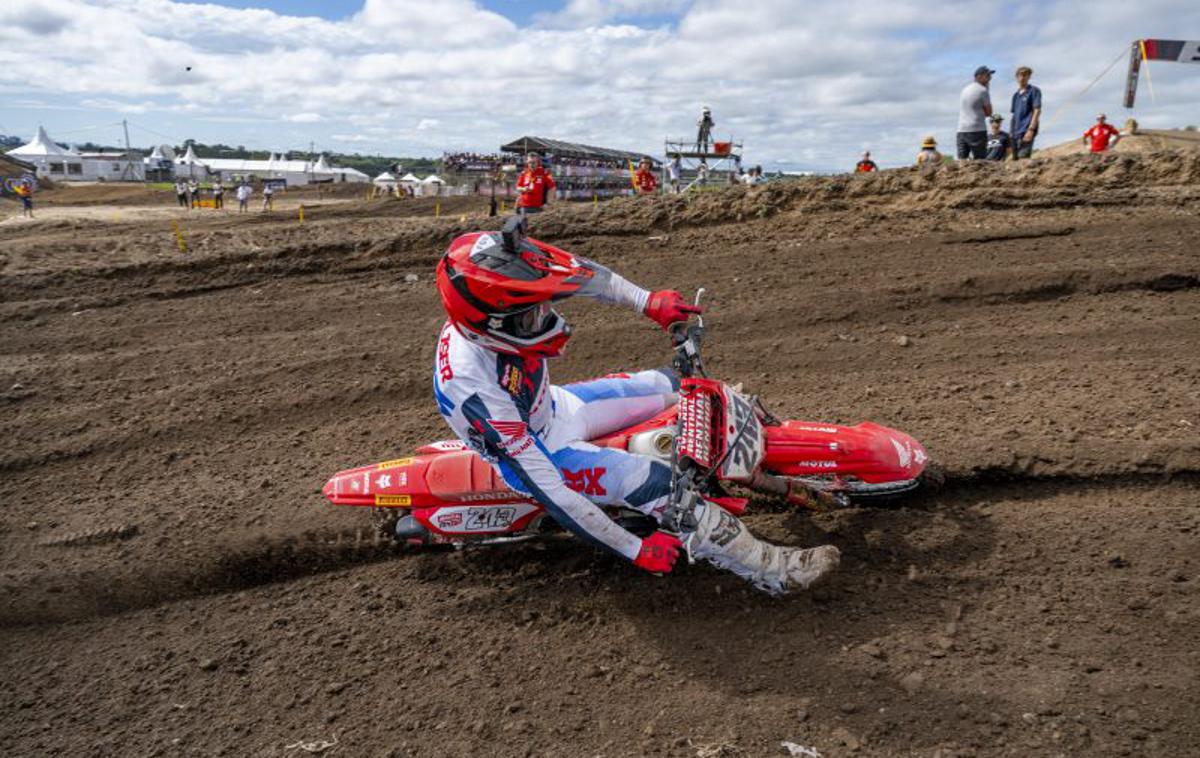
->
[510,302,552,338]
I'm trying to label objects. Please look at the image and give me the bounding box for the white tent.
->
[10,126,143,181]
[170,151,370,186]
[10,126,73,158]
[399,173,421,184]
[175,144,209,179]
[373,171,397,187]
[419,174,445,196]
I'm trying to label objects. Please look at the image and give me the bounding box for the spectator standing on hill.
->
[855,151,878,173]
[1010,66,1042,159]
[986,114,1011,161]
[957,66,994,160]
[187,179,199,209]
[261,182,274,212]
[14,179,34,218]
[212,179,224,209]
[634,157,658,194]
[1083,114,1121,153]
[916,136,943,166]
[668,156,682,193]
[236,181,251,213]
[174,179,188,208]
[696,106,714,153]
[516,154,555,215]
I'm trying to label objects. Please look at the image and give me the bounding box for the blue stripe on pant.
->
[498,441,671,516]
[562,368,679,403]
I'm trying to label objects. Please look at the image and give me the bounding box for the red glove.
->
[644,290,702,331]
[633,531,682,574]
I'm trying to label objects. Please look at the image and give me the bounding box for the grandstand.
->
[447,136,659,201]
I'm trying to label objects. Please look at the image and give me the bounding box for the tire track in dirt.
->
[3,468,1195,628]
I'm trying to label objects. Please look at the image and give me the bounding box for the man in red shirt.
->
[1083,114,1121,154]
[633,157,658,194]
[516,154,556,214]
[854,151,878,173]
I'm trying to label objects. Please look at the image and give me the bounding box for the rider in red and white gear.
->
[433,217,839,592]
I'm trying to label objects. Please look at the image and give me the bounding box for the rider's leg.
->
[556,369,679,441]
[546,441,672,515]
[543,441,839,595]
[685,503,840,595]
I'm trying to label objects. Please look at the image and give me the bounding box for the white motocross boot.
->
[684,501,840,596]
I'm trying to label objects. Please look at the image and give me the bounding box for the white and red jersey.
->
[432,259,659,559]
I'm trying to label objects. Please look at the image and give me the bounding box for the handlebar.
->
[670,288,706,379]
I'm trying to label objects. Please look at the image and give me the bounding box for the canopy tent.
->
[373,171,397,186]
[10,126,143,181]
[499,135,659,167]
[421,174,445,184]
[9,126,74,158]
[165,151,369,185]
[399,173,421,183]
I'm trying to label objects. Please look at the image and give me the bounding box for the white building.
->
[9,126,144,181]
[173,147,369,185]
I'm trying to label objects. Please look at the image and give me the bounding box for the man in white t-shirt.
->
[957,65,994,160]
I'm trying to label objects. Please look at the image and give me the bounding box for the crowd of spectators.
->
[852,63,1129,172]
[442,152,505,172]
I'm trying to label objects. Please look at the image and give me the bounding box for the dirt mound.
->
[0,145,1198,756]
[1038,127,1200,158]
[532,149,1200,241]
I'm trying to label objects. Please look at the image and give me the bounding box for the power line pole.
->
[120,118,137,181]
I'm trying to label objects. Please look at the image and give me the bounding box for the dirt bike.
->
[322,294,939,547]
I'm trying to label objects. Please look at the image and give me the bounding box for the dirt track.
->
[1,153,1198,757]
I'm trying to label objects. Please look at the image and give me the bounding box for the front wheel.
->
[784,462,945,506]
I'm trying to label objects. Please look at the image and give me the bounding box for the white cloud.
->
[0,0,1197,169]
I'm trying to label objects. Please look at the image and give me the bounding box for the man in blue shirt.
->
[1010,66,1042,160]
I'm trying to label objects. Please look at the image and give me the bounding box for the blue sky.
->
[2,1,1198,171]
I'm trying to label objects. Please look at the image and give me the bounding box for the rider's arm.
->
[574,257,701,330]
[574,257,650,312]
[459,392,642,560]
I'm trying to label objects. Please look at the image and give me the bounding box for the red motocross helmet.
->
[436,216,593,357]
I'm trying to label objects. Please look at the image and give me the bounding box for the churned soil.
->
[1,151,1198,757]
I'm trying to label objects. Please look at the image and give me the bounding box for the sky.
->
[1,0,1198,171]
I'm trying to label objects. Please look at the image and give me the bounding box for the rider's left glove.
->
[632,531,683,574]
[644,290,702,332]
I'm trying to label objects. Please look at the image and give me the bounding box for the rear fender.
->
[322,450,532,508]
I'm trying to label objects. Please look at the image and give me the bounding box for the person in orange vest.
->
[516,154,556,215]
[14,179,34,218]
[633,157,658,194]
[854,151,878,173]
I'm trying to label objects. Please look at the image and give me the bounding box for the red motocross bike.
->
[322,297,939,546]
